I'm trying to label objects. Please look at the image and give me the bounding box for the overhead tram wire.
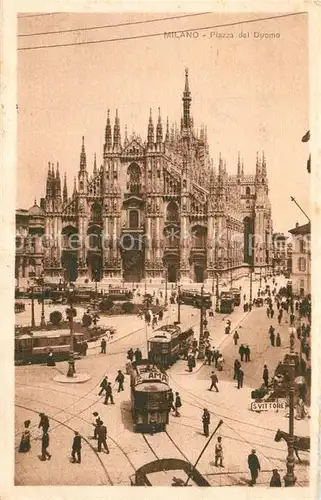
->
[18,11,307,51]
[18,13,63,19]
[18,12,212,37]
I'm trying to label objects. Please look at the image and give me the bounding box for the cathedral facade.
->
[17,70,273,284]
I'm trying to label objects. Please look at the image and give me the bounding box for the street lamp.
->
[283,328,297,487]
[67,292,76,378]
[199,284,204,340]
[249,265,253,306]
[215,272,220,312]
[40,275,46,327]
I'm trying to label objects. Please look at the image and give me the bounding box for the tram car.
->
[219,292,235,314]
[130,361,173,432]
[180,290,212,309]
[15,329,85,365]
[15,301,26,313]
[148,324,194,367]
[107,288,133,301]
[229,288,241,306]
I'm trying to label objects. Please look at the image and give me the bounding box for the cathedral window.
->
[298,257,306,272]
[246,187,251,196]
[166,201,179,222]
[129,210,139,229]
[157,170,161,178]
[91,202,102,223]
[114,172,118,180]
[127,163,141,194]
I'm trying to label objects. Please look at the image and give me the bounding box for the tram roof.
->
[29,329,84,338]
[134,382,170,392]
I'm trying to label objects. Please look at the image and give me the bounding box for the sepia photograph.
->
[12,7,313,489]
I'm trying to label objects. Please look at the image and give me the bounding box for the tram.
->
[219,291,235,314]
[130,361,173,432]
[229,288,241,306]
[15,329,85,365]
[107,288,133,301]
[148,325,194,367]
[15,302,26,313]
[179,290,212,309]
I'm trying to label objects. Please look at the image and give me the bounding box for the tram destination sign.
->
[251,401,286,411]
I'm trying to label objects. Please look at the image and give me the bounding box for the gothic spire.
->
[73,176,77,194]
[56,161,61,195]
[147,108,154,146]
[46,162,52,197]
[63,173,68,204]
[237,151,241,176]
[165,117,170,144]
[262,151,267,177]
[182,68,192,129]
[93,153,97,175]
[104,109,112,151]
[80,136,87,171]
[256,150,261,176]
[113,109,121,150]
[241,158,244,176]
[156,107,163,144]
[124,125,129,147]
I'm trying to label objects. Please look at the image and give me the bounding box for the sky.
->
[17,11,310,233]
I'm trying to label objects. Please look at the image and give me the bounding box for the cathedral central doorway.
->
[61,251,78,282]
[122,250,143,283]
[194,264,205,283]
[167,263,178,283]
[87,253,103,282]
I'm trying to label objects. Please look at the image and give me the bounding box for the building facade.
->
[288,222,311,296]
[16,70,273,284]
[272,232,292,272]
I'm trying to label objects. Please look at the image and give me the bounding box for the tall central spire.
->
[182,68,192,129]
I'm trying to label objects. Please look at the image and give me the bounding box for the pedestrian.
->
[135,348,142,363]
[38,413,50,433]
[214,437,224,467]
[97,421,109,453]
[187,355,194,372]
[152,314,158,328]
[100,337,107,354]
[277,313,282,325]
[82,340,88,356]
[168,390,176,412]
[263,365,269,388]
[71,431,82,463]
[290,313,295,325]
[202,408,210,437]
[174,392,182,417]
[269,469,281,487]
[209,371,219,392]
[266,307,270,318]
[104,382,115,405]
[233,359,241,380]
[237,368,244,389]
[270,308,274,319]
[244,345,250,362]
[248,449,260,486]
[213,349,220,368]
[276,332,281,347]
[127,348,134,361]
[239,344,245,362]
[41,431,51,461]
[98,375,108,396]
[217,354,224,371]
[205,347,212,365]
[92,412,101,439]
[115,370,125,392]
[19,420,31,453]
[233,330,239,346]
[270,330,275,347]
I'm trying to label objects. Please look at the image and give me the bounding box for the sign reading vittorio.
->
[16,70,273,285]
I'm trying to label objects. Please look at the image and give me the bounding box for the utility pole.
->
[283,331,297,486]
[164,267,168,309]
[177,282,181,324]
[40,276,46,327]
[249,266,253,306]
[215,273,220,312]
[31,284,35,328]
[67,293,76,377]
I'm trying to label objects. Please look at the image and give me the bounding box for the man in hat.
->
[92,412,101,439]
[38,413,50,433]
[248,449,261,486]
[71,431,82,463]
[202,408,210,437]
[115,370,125,392]
[98,375,108,396]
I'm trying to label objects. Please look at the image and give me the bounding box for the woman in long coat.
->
[19,420,31,452]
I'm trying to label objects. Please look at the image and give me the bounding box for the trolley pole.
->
[31,284,35,328]
[283,331,297,486]
[200,285,204,339]
[215,273,220,312]
[40,276,46,327]
[177,283,181,324]
[185,419,223,486]
[249,266,253,306]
